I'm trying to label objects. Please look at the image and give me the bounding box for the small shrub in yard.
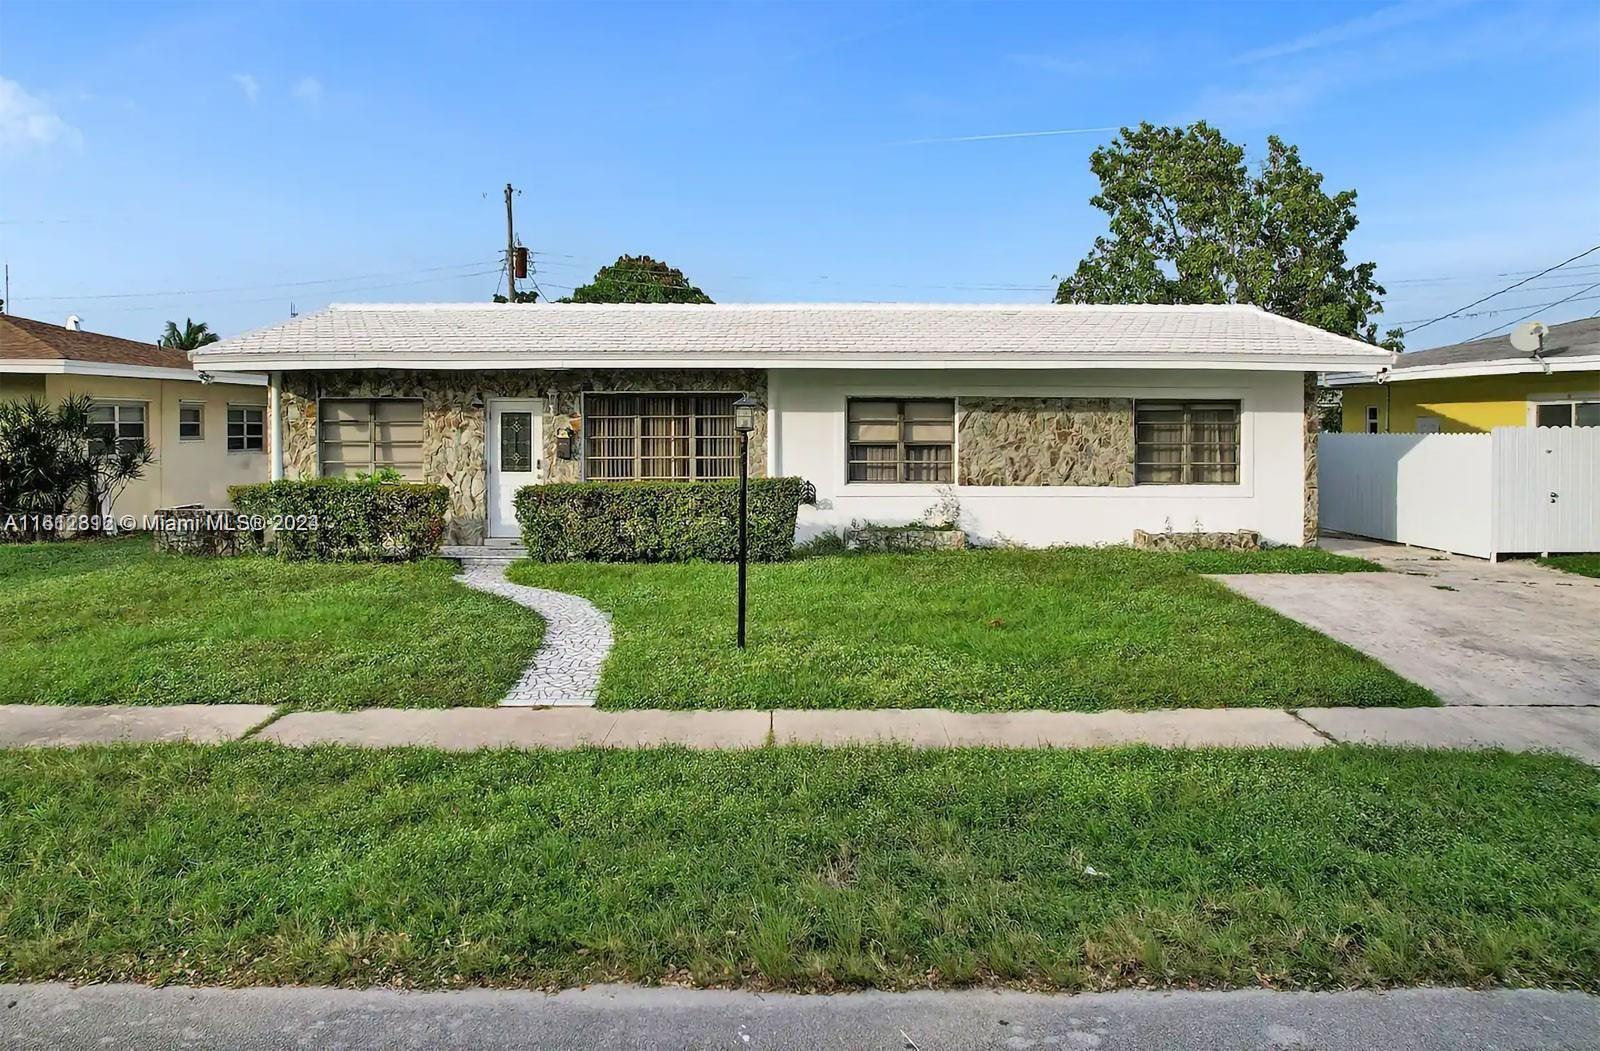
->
[229,478,448,561]
[515,477,807,562]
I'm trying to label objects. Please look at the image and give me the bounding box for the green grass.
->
[509,547,1431,710]
[1,743,1594,991]
[1538,554,1600,579]
[0,538,543,709]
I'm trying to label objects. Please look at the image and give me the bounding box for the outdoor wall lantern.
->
[732,393,759,649]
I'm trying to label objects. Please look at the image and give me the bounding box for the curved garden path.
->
[456,558,613,707]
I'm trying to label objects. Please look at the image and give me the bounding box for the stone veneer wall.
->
[281,369,768,544]
[957,397,1135,487]
[1303,372,1319,545]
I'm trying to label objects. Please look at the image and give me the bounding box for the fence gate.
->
[1319,427,1600,559]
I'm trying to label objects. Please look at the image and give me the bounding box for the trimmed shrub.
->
[515,478,807,563]
[228,479,449,561]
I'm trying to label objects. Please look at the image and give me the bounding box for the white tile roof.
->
[192,302,1392,371]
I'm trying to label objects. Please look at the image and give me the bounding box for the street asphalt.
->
[3,983,1596,1050]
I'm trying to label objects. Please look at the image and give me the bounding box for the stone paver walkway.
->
[456,558,613,707]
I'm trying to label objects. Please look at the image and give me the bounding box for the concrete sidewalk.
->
[0,703,274,748]
[3,702,1599,762]
[7,982,1596,1051]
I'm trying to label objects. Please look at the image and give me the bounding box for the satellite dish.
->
[1509,320,1547,354]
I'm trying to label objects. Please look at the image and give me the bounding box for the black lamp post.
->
[732,393,759,649]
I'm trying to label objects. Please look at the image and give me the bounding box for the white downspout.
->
[268,370,285,481]
[764,370,778,477]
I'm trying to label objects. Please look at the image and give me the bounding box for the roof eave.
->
[188,351,1389,373]
[0,359,268,385]
[1325,354,1600,386]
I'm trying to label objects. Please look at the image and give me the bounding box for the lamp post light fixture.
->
[732,393,759,649]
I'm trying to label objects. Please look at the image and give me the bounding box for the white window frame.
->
[227,404,267,453]
[89,400,149,452]
[178,401,205,442]
[1527,395,1600,429]
[1365,406,1380,434]
[1133,399,1242,486]
[317,397,425,477]
[580,391,742,481]
[845,397,957,485]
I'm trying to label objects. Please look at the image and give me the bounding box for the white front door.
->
[487,399,543,538]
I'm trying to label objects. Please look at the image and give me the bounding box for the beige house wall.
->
[0,373,48,401]
[19,373,270,519]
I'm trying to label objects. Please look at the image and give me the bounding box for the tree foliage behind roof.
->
[157,318,219,351]
[564,255,713,304]
[1055,121,1401,350]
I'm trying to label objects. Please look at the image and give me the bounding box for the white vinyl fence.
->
[1319,427,1600,560]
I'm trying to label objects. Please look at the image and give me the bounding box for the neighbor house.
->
[189,302,1391,547]
[0,314,270,518]
[1332,317,1600,434]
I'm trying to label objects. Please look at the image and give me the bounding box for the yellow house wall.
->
[27,373,270,519]
[0,373,48,400]
[1340,371,1600,433]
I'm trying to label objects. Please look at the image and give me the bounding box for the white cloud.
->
[0,76,82,155]
[291,76,323,107]
[1233,0,1460,64]
[232,73,261,104]
[893,126,1121,147]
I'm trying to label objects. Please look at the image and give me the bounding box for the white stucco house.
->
[189,302,1390,547]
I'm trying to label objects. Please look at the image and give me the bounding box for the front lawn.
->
[1,743,1594,991]
[509,547,1431,710]
[0,538,543,709]
[1539,554,1600,579]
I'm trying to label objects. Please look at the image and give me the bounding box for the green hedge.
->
[229,479,449,561]
[514,478,807,562]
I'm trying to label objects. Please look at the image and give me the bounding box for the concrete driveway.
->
[1217,538,1600,707]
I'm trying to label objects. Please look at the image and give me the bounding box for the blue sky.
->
[1,0,1597,350]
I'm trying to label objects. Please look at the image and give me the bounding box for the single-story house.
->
[1330,317,1599,434]
[189,302,1391,548]
[0,314,270,518]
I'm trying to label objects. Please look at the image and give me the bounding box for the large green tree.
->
[158,318,220,351]
[564,255,713,304]
[1056,122,1400,349]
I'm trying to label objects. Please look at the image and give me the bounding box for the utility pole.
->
[3,263,9,314]
[504,183,517,301]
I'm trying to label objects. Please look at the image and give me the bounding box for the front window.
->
[1135,401,1240,484]
[1365,406,1379,434]
[179,403,204,441]
[846,399,955,483]
[88,402,147,453]
[1535,400,1600,428]
[318,399,424,479]
[583,393,738,480]
[228,406,265,452]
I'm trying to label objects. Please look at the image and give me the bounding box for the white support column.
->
[765,369,778,477]
[268,370,285,481]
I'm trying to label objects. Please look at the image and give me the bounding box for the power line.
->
[1382,262,1600,286]
[1399,244,1600,335]
[1389,291,1600,325]
[11,260,500,303]
[1465,280,1600,342]
[57,268,505,314]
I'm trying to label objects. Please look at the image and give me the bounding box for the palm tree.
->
[158,318,220,351]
